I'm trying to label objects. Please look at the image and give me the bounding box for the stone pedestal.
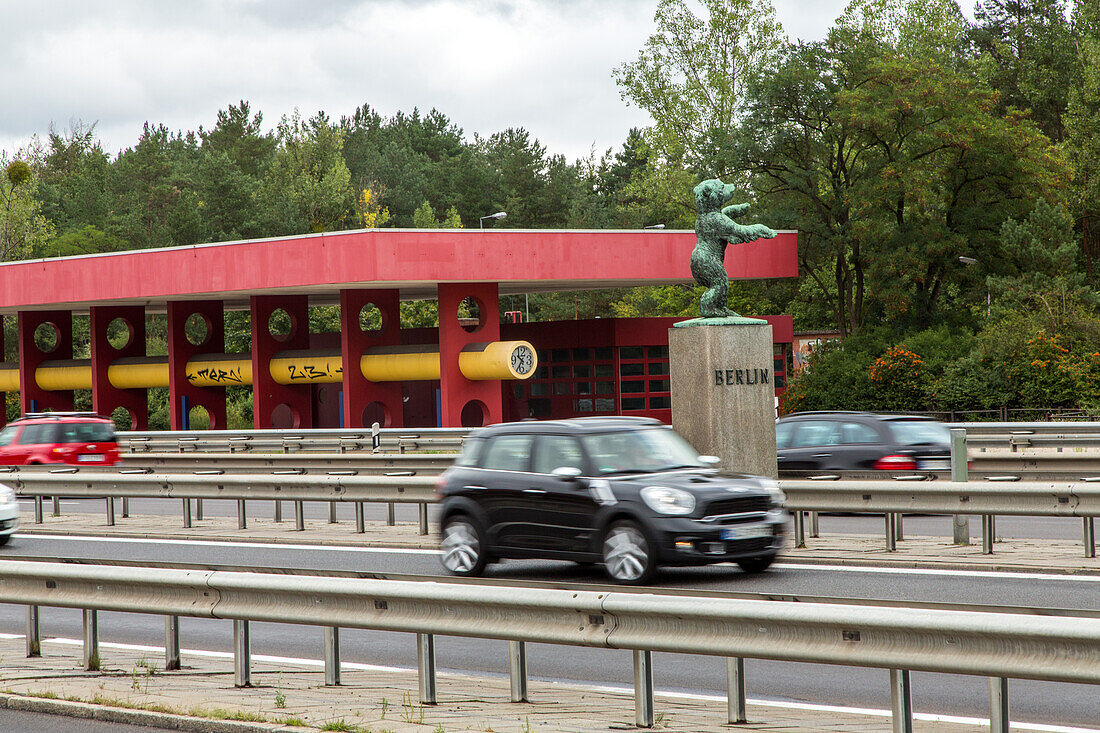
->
[669,321,777,478]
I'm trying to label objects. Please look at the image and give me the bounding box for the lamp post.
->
[958,256,990,316]
[479,211,507,229]
[643,224,665,229]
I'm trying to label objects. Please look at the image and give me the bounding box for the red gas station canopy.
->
[0,228,798,313]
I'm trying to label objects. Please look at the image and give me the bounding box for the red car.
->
[0,413,120,466]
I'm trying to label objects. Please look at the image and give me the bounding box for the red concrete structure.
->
[339,288,403,428]
[18,310,75,414]
[166,301,227,430]
[89,305,149,429]
[0,229,798,428]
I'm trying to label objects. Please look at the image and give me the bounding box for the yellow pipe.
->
[0,341,537,391]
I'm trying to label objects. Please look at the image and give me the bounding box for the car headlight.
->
[640,486,696,515]
[0,484,14,503]
[758,478,786,508]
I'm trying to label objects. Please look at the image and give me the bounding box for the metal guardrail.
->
[104,451,455,475]
[6,471,438,535]
[1,559,1097,731]
[118,427,469,454]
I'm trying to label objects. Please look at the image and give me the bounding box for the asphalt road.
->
[37,496,1092,540]
[0,708,176,733]
[0,534,1097,731]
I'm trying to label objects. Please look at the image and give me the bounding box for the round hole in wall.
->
[271,403,300,429]
[268,308,295,342]
[359,304,383,332]
[109,406,135,431]
[33,322,60,353]
[460,399,488,428]
[188,405,212,430]
[185,313,211,346]
[458,296,484,333]
[363,401,390,428]
[107,317,134,350]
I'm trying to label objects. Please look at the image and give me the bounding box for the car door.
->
[475,433,537,550]
[0,425,22,465]
[525,434,599,554]
[779,420,842,471]
[837,420,889,470]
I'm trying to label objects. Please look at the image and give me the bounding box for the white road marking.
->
[20,636,1098,733]
[775,562,1100,583]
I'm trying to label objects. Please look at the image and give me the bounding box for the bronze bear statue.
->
[691,179,777,318]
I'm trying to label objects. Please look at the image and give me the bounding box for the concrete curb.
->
[0,691,294,732]
[782,553,1100,576]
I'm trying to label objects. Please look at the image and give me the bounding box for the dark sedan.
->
[777,411,952,473]
[436,417,787,584]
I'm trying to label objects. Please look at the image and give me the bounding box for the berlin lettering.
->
[714,368,770,386]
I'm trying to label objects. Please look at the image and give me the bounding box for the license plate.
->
[721,524,772,541]
[917,459,950,470]
[77,454,105,462]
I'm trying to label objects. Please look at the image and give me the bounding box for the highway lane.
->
[0,535,1097,729]
[0,708,178,732]
[27,496,1093,540]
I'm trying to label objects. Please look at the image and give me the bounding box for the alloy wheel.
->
[603,523,651,583]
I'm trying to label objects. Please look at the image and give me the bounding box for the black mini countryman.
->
[436,417,787,584]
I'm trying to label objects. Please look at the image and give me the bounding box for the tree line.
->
[2,0,1099,417]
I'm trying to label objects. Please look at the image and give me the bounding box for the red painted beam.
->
[0,230,798,311]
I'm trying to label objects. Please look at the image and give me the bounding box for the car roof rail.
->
[17,411,107,421]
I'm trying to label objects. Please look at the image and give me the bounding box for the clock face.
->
[510,345,535,375]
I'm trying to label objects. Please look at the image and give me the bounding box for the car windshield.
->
[888,420,950,446]
[581,428,703,475]
[57,422,116,444]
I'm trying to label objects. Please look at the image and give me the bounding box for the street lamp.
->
[644,224,665,229]
[958,256,989,316]
[479,211,507,229]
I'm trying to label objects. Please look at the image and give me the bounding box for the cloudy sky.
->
[0,0,972,162]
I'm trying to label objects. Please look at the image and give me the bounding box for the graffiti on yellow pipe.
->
[0,341,537,391]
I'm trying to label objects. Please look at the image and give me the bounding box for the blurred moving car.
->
[436,417,787,585]
[0,413,120,466]
[776,411,951,472]
[0,482,16,545]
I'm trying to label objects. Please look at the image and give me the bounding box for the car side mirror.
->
[551,466,583,481]
[698,455,721,466]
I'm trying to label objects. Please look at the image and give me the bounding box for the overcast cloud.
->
[1,1,969,162]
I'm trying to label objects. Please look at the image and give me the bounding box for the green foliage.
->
[869,345,928,411]
[1,153,54,261]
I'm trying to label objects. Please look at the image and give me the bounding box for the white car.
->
[0,483,17,545]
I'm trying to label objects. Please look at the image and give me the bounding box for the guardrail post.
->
[182,499,192,528]
[419,503,429,536]
[329,501,338,524]
[234,619,251,687]
[51,496,60,516]
[793,511,805,548]
[890,669,913,733]
[509,640,528,703]
[387,502,396,526]
[165,616,181,670]
[726,657,746,724]
[1083,517,1095,558]
[294,501,305,531]
[122,498,129,518]
[274,500,283,523]
[34,497,43,524]
[25,606,40,657]
[355,503,365,533]
[417,633,437,704]
[809,511,819,538]
[83,609,99,671]
[885,513,897,551]
[106,497,115,526]
[894,512,904,541]
[950,429,970,545]
[237,499,247,530]
[195,498,203,521]
[633,650,654,728]
[324,627,341,686]
[982,515,994,554]
[990,677,1009,733]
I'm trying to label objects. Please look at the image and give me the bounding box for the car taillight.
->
[50,447,66,455]
[874,455,918,470]
[434,475,448,497]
